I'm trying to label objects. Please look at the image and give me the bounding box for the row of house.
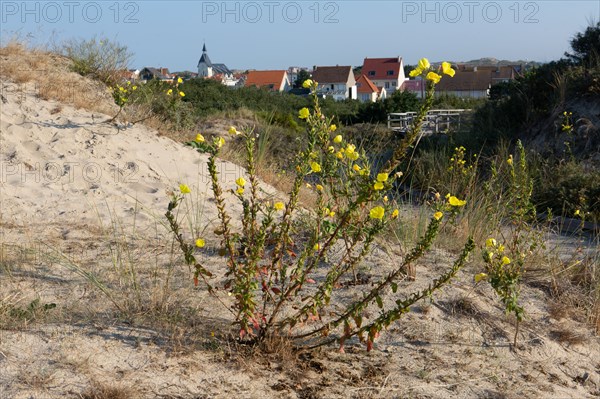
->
[134,44,523,102]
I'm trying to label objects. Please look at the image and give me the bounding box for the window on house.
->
[387,70,394,76]
[368,71,375,76]
[331,84,334,90]
[392,81,397,86]
[385,82,390,88]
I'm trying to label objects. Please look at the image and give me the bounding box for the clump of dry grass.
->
[0,41,116,115]
[81,380,139,399]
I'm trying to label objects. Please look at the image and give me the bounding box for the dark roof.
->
[312,66,353,84]
[213,63,232,75]
[198,52,212,67]
[435,69,492,92]
[362,57,403,80]
[139,67,170,80]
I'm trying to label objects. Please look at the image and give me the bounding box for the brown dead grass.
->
[81,380,139,399]
[0,42,116,115]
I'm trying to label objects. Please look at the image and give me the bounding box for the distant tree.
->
[404,64,416,78]
[386,90,419,113]
[564,21,600,65]
[293,70,312,88]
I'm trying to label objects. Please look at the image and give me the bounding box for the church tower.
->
[197,43,213,78]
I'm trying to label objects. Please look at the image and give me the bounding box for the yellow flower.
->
[346,144,356,153]
[441,62,455,77]
[433,211,443,220]
[236,187,244,195]
[195,238,206,248]
[487,252,494,261]
[574,209,580,216]
[302,79,313,88]
[179,184,191,194]
[313,243,320,251]
[298,108,310,119]
[196,133,205,142]
[132,86,137,90]
[328,210,335,217]
[383,195,388,203]
[179,91,185,97]
[347,151,359,161]
[418,58,431,70]
[374,182,384,190]
[310,162,321,173]
[235,177,246,187]
[167,89,173,96]
[485,238,497,248]
[353,164,361,172]
[507,155,513,166]
[501,256,511,265]
[376,173,389,182]
[305,183,312,188]
[448,196,466,207]
[216,137,225,148]
[274,202,285,211]
[426,72,441,84]
[336,151,344,159]
[409,68,422,77]
[228,126,239,135]
[497,245,505,253]
[177,77,183,84]
[391,209,399,219]
[328,146,335,153]
[316,184,324,191]
[369,206,385,220]
[474,273,488,283]
[329,124,337,132]
[333,135,343,143]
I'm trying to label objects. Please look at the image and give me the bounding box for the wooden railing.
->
[387,109,472,134]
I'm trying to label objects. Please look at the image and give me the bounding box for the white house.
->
[356,74,386,102]
[311,65,357,100]
[361,57,405,94]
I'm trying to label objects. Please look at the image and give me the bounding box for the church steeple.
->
[202,43,207,53]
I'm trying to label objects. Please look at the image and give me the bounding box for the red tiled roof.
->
[244,70,287,90]
[356,75,379,94]
[362,57,402,80]
[312,66,353,84]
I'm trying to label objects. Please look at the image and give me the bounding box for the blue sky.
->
[1,1,599,71]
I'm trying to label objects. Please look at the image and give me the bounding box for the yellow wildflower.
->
[314,243,320,251]
[235,177,246,187]
[433,211,443,220]
[298,108,310,119]
[441,62,455,77]
[177,77,183,84]
[167,89,173,96]
[507,155,513,166]
[328,146,335,153]
[353,164,361,172]
[329,124,337,132]
[501,256,511,265]
[409,68,422,77]
[310,162,322,173]
[216,137,225,148]
[336,151,344,159]
[179,184,191,194]
[347,151,359,161]
[195,238,206,248]
[179,91,185,97]
[574,209,580,216]
[383,195,389,203]
[376,173,389,182]
[448,196,466,207]
[426,72,441,84]
[418,58,431,70]
[196,133,205,143]
[228,126,239,135]
[333,135,343,143]
[236,187,244,195]
[274,202,285,211]
[316,184,324,191]
[474,273,488,283]
[391,209,399,219]
[132,86,137,90]
[302,79,313,88]
[485,238,497,248]
[369,206,385,220]
[374,182,384,190]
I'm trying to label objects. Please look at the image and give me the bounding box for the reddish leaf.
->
[271,287,281,294]
[306,278,316,284]
[193,277,199,287]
